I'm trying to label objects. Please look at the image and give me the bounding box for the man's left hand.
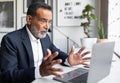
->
[68,46,91,66]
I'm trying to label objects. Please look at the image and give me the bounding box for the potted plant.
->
[80,4,97,49]
[80,4,97,38]
[97,22,108,43]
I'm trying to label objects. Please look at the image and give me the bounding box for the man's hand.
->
[40,49,63,78]
[68,46,91,66]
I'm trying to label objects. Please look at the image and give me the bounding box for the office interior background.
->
[0,0,120,54]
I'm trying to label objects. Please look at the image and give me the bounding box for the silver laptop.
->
[53,42,115,83]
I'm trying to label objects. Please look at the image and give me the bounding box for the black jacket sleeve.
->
[0,35,35,83]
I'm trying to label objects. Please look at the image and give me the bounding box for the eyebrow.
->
[40,17,52,22]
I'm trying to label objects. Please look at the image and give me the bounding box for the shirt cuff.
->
[35,67,42,79]
[64,58,71,66]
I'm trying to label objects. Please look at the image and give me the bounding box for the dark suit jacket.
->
[0,26,68,83]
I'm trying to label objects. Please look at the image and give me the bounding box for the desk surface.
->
[32,55,120,83]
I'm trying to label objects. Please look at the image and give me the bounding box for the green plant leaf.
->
[98,22,105,39]
[90,14,97,19]
[85,4,95,11]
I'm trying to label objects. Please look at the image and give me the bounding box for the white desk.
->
[32,55,120,83]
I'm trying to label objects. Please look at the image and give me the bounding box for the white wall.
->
[108,0,120,54]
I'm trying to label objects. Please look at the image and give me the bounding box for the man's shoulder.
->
[5,27,25,37]
[3,27,26,41]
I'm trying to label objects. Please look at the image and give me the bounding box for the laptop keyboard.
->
[53,68,89,83]
[69,72,88,83]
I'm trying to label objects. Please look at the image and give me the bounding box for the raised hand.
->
[40,49,63,78]
[68,46,91,66]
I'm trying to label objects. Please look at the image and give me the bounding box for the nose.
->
[45,21,51,29]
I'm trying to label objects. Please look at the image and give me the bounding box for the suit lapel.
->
[21,26,34,67]
[40,34,51,57]
[40,39,47,56]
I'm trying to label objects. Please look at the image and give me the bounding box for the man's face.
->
[27,8,52,39]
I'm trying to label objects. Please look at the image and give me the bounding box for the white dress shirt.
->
[26,27,43,79]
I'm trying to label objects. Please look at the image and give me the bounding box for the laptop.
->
[53,42,115,83]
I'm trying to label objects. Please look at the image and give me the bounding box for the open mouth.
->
[40,30,48,34]
[41,30,47,33]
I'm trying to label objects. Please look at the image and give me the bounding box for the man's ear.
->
[26,15,32,25]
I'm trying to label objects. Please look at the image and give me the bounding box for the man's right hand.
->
[40,49,63,78]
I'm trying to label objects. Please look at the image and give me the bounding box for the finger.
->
[77,46,86,54]
[82,57,91,61]
[43,49,51,60]
[48,51,59,61]
[82,58,91,63]
[47,49,52,55]
[69,45,75,55]
[51,67,63,72]
[84,65,90,68]
[81,62,89,66]
[44,53,59,66]
[50,59,62,67]
[81,51,91,57]
[52,72,64,78]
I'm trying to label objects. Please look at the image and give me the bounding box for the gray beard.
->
[35,32,47,39]
[30,25,48,39]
